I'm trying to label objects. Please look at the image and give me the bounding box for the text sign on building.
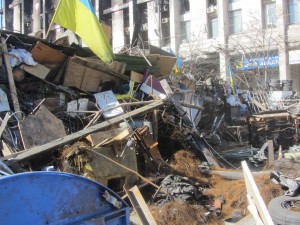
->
[289,50,300,64]
[235,55,279,70]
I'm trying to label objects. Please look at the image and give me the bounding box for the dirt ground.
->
[60,145,298,225]
[149,150,293,225]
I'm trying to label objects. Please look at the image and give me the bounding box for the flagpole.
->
[44,0,63,40]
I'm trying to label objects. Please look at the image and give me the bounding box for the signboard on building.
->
[235,55,279,70]
[289,50,300,64]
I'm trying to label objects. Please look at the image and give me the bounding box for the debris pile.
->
[0,30,300,224]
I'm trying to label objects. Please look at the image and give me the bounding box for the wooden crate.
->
[63,57,124,92]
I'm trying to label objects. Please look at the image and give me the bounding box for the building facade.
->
[1,0,300,92]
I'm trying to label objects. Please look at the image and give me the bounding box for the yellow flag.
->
[52,0,115,63]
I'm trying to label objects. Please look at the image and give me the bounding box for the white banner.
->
[289,50,300,64]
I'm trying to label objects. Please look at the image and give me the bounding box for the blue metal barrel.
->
[0,172,130,225]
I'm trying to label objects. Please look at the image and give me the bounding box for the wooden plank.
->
[80,67,103,92]
[268,140,275,166]
[63,58,86,89]
[1,141,13,157]
[72,56,129,81]
[86,128,131,147]
[241,161,274,225]
[124,185,157,225]
[0,113,10,138]
[1,37,21,118]
[19,63,50,80]
[30,41,67,65]
[11,100,165,162]
[135,126,165,165]
[252,100,267,112]
[103,129,132,145]
[63,57,125,92]
[253,112,289,119]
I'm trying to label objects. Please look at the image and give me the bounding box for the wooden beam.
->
[72,56,129,81]
[252,100,267,112]
[241,161,274,225]
[268,140,275,166]
[11,100,165,162]
[124,185,157,225]
[1,37,21,118]
[19,63,50,80]
[0,113,10,138]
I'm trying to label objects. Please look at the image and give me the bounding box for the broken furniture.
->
[124,185,157,225]
[247,112,300,149]
[62,141,138,192]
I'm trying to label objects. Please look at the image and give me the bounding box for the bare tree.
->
[177,25,221,85]
[225,13,283,90]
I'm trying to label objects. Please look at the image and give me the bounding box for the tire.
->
[268,195,300,225]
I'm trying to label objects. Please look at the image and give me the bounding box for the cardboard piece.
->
[19,105,67,149]
[30,41,67,65]
[94,90,124,118]
[130,71,144,83]
[148,54,177,76]
[67,98,88,118]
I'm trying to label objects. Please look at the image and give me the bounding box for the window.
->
[180,0,190,15]
[228,0,241,4]
[123,8,130,46]
[161,8,170,46]
[263,2,277,28]
[208,0,217,7]
[229,10,242,34]
[288,0,300,24]
[0,0,3,29]
[102,0,111,11]
[180,20,191,43]
[208,17,218,38]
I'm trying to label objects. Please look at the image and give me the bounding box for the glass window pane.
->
[230,10,242,34]
[209,17,218,38]
[264,2,277,27]
[180,21,191,43]
[228,0,241,4]
[288,0,300,24]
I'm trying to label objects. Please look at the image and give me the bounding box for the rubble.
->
[270,171,300,197]
[0,29,299,224]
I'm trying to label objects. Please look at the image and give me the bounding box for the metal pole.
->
[21,0,24,33]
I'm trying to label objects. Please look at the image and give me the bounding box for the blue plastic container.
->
[0,172,130,225]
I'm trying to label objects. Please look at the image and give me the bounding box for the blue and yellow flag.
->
[52,0,115,63]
